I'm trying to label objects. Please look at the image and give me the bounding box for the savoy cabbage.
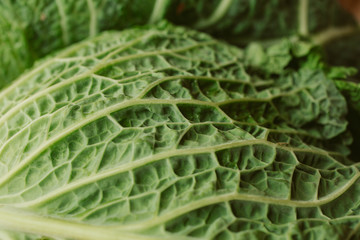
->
[1,0,359,89]
[1,0,360,239]
[0,22,359,240]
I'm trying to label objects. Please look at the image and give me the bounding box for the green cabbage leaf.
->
[0,23,359,240]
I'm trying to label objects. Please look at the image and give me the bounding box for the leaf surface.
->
[0,24,358,240]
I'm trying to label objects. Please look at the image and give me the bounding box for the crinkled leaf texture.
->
[0,24,358,240]
[0,0,357,89]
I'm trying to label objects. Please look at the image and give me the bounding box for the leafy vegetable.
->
[1,0,358,89]
[0,23,358,240]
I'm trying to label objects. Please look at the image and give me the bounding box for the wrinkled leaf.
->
[0,23,357,240]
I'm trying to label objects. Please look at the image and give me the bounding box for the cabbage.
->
[1,0,358,89]
[0,23,358,240]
